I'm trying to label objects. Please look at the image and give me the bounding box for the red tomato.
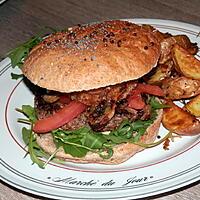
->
[128,89,145,109]
[137,83,164,96]
[33,101,86,133]
[128,84,164,109]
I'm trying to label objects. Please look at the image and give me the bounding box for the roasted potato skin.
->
[162,101,200,135]
[159,37,176,64]
[185,94,200,117]
[172,44,200,80]
[147,60,173,85]
[145,32,200,136]
[159,35,198,64]
[173,35,198,55]
[162,76,200,100]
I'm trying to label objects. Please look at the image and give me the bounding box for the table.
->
[0,0,200,199]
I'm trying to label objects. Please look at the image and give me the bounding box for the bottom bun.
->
[36,109,163,164]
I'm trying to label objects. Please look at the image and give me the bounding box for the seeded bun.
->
[22,20,161,93]
[35,109,162,164]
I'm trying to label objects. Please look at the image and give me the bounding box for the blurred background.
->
[0,0,200,58]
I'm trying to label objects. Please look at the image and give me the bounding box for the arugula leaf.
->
[17,107,46,168]
[9,46,27,67]
[149,96,170,109]
[81,132,106,149]
[52,126,90,137]
[62,138,89,158]
[23,126,61,168]
[8,27,59,80]
[17,106,67,168]
[21,105,37,122]
[99,148,113,159]
[22,127,31,145]
[103,134,128,144]
[8,36,43,68]
[11,73,23,80]
[53,129,92,157]
[21,126,45,169]
[53,129,114,159]
[28,130,45,169]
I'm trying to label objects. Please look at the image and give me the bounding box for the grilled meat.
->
[35,81,151,132]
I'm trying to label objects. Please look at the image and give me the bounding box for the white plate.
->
[0,19,200,200]
[0,0,7,5]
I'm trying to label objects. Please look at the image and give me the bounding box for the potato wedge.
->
[159,35,198,64]
[172,44,200,80]
[185,94,200,117]
[159,37,176,64]
[162,76,200,100]
[147,60,173,85]
[162,101,200,135]
[173,35,198,55]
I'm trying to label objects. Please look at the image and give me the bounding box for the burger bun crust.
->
[22,20,161,93]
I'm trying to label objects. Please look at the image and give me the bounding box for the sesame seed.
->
[91,56,96,61]
[150,42,154,46]
[110,32,115,37]
[106,33,111,38]
[117,40,122,47]
[46,42,51,46]
[103,38,107,42]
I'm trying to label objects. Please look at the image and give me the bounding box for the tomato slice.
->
[128,89,145,109]
[137,83,164,96]
[128,84,164,109]
[33,101,86,133]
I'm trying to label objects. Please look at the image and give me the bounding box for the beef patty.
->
[35,81,151,132]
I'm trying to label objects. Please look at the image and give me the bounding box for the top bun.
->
[22,20,161,93]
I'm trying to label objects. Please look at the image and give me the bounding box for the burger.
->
[21,20,165,165]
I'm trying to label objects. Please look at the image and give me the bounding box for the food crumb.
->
[163,138,170,150]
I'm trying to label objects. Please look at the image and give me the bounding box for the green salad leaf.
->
[16,105,37,123]
[11,73,23,80]
[21,105,37,122]
[22,127,31,146]
[63,138,89,158]
[8,27,59,79]
[17,105,60,168]
[81,132,107,149]
[8,36,43,68]
[149,96,170,109]
[28,127,46,169]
